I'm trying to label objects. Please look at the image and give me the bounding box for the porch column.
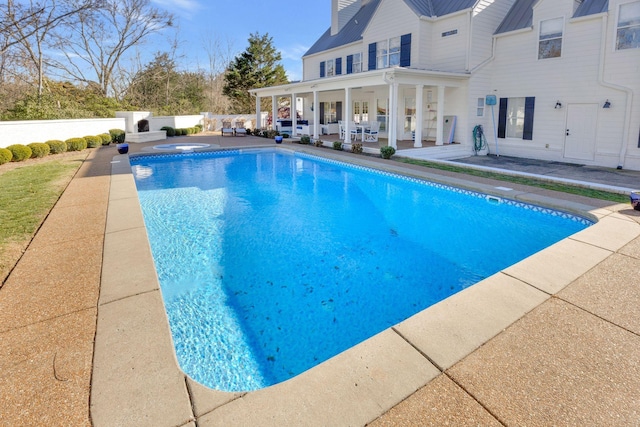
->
[255,95,261,130]
[344,87,352,143]
[313,90,319,140]
[414,84,424,148]
[388,82,398,149]
[291,94,297,136]
[271,95,277,131]
[436,85,445,145]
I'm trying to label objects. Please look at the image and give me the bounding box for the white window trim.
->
[616,0,640,50]
[376,36,401,70]
[538,17,564,60]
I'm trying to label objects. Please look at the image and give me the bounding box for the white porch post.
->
[291,94,297,136]
[436,85,445,145]
[271,95,277,130]
[313,91,319,140]
[344,87,352,143]
[414,84,424,147]
[388,82,398,149]
[255,95,261,130]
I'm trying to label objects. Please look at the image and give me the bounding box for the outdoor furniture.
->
[235,121,247,136]
[349,121,362,141]
[363,121,380,143]
[221,121,234,136]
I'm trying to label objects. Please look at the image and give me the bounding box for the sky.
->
[148,0,331,81]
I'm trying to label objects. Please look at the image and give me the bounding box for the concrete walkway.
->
[2,134,640,426]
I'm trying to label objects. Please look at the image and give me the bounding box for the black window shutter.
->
[319,103,325,124]
[368,43,377,70]
[336,102,343,121]
[400,34,411,67]
[336,57,342,75]
[320,62,325,78]
[346,55,353,74]
[498,98,507,139]
[523,97,535,140]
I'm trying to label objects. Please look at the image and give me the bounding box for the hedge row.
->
[0,129,126,164]
[160,125,202,137]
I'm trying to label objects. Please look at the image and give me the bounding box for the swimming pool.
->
[131,149,591,392]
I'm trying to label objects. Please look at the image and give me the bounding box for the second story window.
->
[617,1,640,50]
[376,36,401,69]
[326,59,335,77]
[352,53,362,73]
[538,18,563,59]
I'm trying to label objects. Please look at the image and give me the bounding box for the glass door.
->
[353,101,369,124]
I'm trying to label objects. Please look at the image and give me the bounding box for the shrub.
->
[109,129,126,144]
[176,128,187,135]
[65,137,87,152]
[300,135,311,145]
[84,135,102,148]
[161,126,176,137]
[351,143,363,154]
[7,144,32,162]
[195,124,203,132]
[46,140,67,154]
[282,133,290,138]
[0,148,12,164]
[28,142,50,158]
[252,128,262,136]
[333,141,343,151]
[99,133,112,145]
[314,139,323,147]
[380,146,396,159]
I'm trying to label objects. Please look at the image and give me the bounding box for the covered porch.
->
[249,68,470,153]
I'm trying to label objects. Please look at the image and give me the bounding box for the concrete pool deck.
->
[2,133,640,425]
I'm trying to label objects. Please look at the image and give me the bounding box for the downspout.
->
[465,9,473,72]
[598,15,634,169]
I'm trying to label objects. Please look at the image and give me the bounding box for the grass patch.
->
[396,158,629,204]
[0,156,85,283]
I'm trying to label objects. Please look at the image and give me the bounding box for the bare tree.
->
[50,0,174,97]
[201,34,235,114]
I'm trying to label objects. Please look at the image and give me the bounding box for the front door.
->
[563,104,598,161]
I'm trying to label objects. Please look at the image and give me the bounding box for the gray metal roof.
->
[304,0,381,57]
[495,0,609,35]
[304,0,478,57]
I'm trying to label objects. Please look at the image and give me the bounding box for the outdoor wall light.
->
[554,101,562,109]
[603,100,611,109]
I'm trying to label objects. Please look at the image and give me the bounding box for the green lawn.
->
[0,154,86,283]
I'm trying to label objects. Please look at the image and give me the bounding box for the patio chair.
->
[349,121,362,141]
[221,121,234,136]
[363,121,380,143]
[235,121,247,136]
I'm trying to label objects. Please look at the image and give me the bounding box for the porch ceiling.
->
[250,68,470,98]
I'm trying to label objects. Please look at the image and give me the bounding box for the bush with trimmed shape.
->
[333,141,343,151]
[0,148,12,164]
[99,133,112,145]
[161,126,176,137]
[84,135,102,148]
[109,129,125,144]
[28,142,50,158]
[66,137,87,152]
[380,145,396,159]
[46,140,67,154]
[7,144,32,162]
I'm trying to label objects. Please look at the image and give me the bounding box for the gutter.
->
[597,15,634,169]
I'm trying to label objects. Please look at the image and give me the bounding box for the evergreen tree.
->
[223,32,288,114]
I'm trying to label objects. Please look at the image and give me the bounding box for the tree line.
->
[0,0,288,120]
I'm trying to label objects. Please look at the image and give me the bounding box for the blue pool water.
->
[131,149,591,392]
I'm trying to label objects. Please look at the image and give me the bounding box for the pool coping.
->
[90,146,640,426]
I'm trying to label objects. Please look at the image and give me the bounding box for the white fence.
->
[0,118,125,148]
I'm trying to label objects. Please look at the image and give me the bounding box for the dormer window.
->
[538,18,563,59]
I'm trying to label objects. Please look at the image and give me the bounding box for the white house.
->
[250,0,640,169]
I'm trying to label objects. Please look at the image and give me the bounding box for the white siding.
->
[362,0,420,68]
[429,14,469,72]
[469,0,517,70]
